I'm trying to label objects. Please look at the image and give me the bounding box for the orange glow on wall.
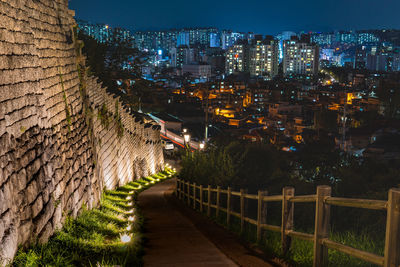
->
[347,93,355,105]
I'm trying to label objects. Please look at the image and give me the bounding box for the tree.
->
[78,30,140,92]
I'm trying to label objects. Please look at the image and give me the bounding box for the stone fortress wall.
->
[0,0,164,263]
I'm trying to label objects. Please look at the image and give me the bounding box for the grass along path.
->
[12,167,176,267]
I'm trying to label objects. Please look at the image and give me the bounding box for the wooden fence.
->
[175,179,400,267]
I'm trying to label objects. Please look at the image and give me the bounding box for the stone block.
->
[31,194,43,218]
[12,168,27,191]
[0,182,12,215]
[38,221,53,244]
[0,225,18,266]
[25,179,38,204]
[18,220,33,246]
[34,199,54,236]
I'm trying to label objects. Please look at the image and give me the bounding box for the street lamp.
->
[184,134,190,144]
[183,134,191,151]
[199,142,205,150]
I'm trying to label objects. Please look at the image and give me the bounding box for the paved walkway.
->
[138,179,238,266]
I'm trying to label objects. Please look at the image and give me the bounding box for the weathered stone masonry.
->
[0,0,164,263]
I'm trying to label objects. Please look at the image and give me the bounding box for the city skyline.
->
[69,0,400,35]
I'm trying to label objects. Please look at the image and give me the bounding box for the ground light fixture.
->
[120,234,132,243]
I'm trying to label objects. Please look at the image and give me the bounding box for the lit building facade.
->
[248,39,279,79]
[221,31,247,50]
[177,32,190,47]
[283,40,319,76]
[77,20,113,43]
[311,32,333,45]
[225,42,249,74]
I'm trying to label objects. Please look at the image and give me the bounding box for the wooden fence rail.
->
[175,179,400,267]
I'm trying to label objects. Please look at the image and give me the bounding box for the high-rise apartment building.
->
[170,45,199,68]
[225,41,249,74]
[221,31,247,50]
[177,32,190,46]
[77,20,113,43]
[248,38,279,79]
[311,32,333,45]
[187,28,218,46]
[354,47,367,69]
[210,33,221,48]
[283,39,319,76]
[134,31,178,53]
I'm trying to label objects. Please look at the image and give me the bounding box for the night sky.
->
[69,0,400,34]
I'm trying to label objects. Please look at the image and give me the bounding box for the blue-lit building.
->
[311,32,333,45]
[210,33,221,48]
[221,30,247,50]
[177,32,190,46]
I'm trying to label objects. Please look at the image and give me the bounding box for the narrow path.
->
[138,179,238,266]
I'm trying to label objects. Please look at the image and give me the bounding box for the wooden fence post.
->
[384,188,400,267]
[175,178,178,196]
[207,185,211,216]
[193,183,196,210]
[282,187,294,255]
[200,185,203,213]
[184,181,187,202]
[257,190,268,243]
[240,189,247,232]
[313,186,331,267]
[187,182,190,206]
[181,180,184,200]
[216,186,221,218]
[227,187,231,227]
[179,180,182,200]
[176,179,180,198]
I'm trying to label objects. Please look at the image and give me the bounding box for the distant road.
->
[161,129,200,150]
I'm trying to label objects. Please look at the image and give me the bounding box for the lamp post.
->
[184,134,190,150]
[199,142,205,151]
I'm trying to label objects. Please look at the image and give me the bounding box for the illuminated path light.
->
[121,234,131,243]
